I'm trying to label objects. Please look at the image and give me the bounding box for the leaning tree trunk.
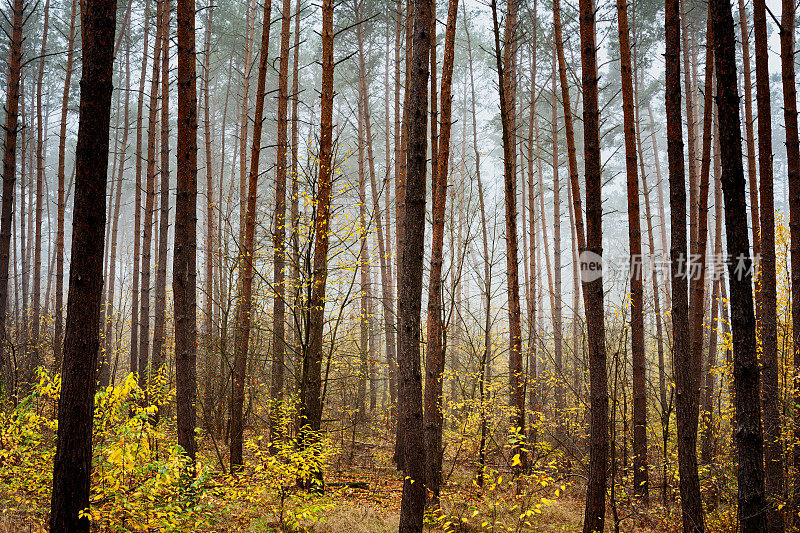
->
[230,0,273,469]
[579,0,608,529]
[710,0,767,528]
[49,0,116,526]
[616,0,647,503]
[396,0,430,529]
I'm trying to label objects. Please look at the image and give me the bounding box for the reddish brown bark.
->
[424,0,458,500]
[616,0,647,502]
[579,0,608,528]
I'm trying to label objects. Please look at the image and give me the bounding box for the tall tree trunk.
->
[396,0,430,529]
[616,0,647,502]
[667,0,705,527]
[738,0,761,280]
[0,0,24,391]
[139,0,165,382]
[270,0,290,450]
[551,44,565,439]
[578,0,608,529]
[54,0,78,366]
[48,0,116,525]
[175,0,198,463]
[152,0,171,375]
[711,0,767,527]
[424,0,458,501]
[491,0,525,472]
[753,0,783,525]
[781,0,800,521]
[103,44,131,385]
[31,0,51,362]
[230,0,272,469]
[201,0,216,432]
[357,41,369,420]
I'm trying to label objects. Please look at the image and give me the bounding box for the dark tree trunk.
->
[49,0,116,526]
[396,0,430,529]
[578,0,608,529]
[711,0,767,527]
[175,0,198,463]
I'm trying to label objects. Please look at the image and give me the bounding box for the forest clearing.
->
[0,0,798,528]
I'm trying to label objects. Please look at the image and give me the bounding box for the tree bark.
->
[753,0,783,525]
[424,0,458,501]
[0,0,24,391]
[616,0,647,502]
[49,0,116,525]
[396,0,430,529]
[270,0,290,451]
[230,0,272,468]
[54,0,78,367]
[781,0,800,521]
[711,0,767,527]
[578,0,608,529]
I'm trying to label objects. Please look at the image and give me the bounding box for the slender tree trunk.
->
[174,0,198,462]
[103,45,131,386]
[738,0,761,278]
[424,0,458,501]
[578,0,608,528]
[711,0,767,527]
[270,0,290,450]
[201,0,216,432]
[31,0,51,361]
[396,0,430,529]
[49,0,116,525]
[490,0,525,472]
[230,0,272,469]
[151,0,171,375]
[54,0,78,366]
[551,44,565,439]
[616,0,647,502]
[752,0,783,525]
[0,0,24,390]
[139,0,165,382]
